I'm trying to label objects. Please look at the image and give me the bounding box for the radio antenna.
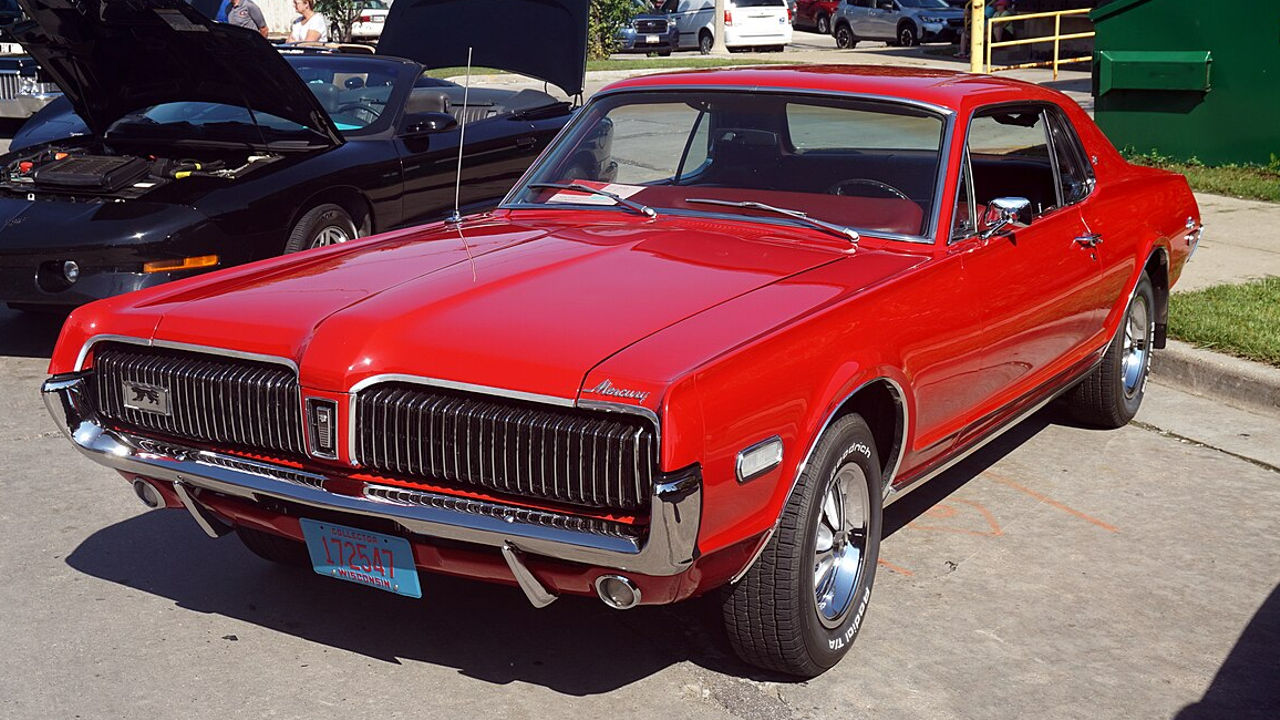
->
[447,47,477,281]
[446,47,473,226]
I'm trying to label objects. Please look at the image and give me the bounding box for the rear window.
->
[734,0,787,6]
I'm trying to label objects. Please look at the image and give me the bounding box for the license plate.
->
[645,34,659,43]
[300,518,421,598]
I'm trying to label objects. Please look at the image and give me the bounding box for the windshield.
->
[507,91,946,239]
[289,58,401,131]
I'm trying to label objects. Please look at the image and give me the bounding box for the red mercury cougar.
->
[43,66,1200,676]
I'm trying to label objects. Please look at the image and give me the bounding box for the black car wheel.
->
[284,203,358,253]
[722,413,883,677]
[898,22,918,47]
[699,30,713,54]
[834,23,857,49]
[816,14,830,34]
[1068,273,1156,428]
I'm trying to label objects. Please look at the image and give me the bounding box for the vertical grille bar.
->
[92,344,303,457]
[354,383,657,512]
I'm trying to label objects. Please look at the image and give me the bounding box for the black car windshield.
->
[106,55,405,141]
[506,90,946,239]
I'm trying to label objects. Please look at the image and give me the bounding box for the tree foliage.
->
[588,0,639,60]
[316,0,361,43]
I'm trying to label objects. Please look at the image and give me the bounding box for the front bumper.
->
[0,263,181,307]
[0,92,58,119]
[43,372,703,582]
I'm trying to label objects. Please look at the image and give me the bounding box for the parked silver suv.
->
[831,0,963,48]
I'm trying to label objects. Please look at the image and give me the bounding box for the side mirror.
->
[979,197,1032,239]
[402,112,457,136]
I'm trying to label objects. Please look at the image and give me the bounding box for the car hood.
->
[12,0,342,144]
[128,212,862,397]
[377,0,588,97]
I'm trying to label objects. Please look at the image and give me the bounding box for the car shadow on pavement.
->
[0,307,66,359]
[1174,581,1280,720]
[62,403,1089,691]
[65,509,763,692]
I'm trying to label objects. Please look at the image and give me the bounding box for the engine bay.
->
[0,145,282,200]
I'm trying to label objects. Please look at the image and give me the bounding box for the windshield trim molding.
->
[501,85,954,245]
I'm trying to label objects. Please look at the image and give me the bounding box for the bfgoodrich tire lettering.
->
[722,414,883,677]
[1068,273,1155,428]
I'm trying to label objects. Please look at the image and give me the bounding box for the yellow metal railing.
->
[984,8,1095,81]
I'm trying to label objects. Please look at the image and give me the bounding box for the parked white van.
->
[663,0,793,53]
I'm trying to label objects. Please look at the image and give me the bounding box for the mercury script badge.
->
[583,379,649,402]
[122,381,171,415]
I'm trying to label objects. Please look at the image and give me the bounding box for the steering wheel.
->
[827,178,911,201]
[335,101,383,116]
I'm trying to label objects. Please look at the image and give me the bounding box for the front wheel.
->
[1067,273,1155,428]
[284,203,358,254]
[816,14,830,34]
[722,414,883,677]
[898,23,918,47]
[834,23,857,49]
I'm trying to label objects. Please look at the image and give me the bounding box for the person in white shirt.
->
[289,0,329,42]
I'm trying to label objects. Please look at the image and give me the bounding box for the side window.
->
[967,107,1059,216]
[1047,108,1095,205]
[950,150,976,240]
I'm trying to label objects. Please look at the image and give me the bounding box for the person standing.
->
[225,0,269,38]
[289,0,329,42]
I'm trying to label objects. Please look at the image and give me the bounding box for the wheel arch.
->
[284,186,375,252]
[1144,244,1170,348]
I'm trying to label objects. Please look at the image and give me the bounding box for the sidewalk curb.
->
[1151,339,1280,415]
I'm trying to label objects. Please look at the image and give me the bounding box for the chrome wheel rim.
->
[310,225,351,249]
[813,463,870,628]
[900,28,913,45]
[1121,293,1152,398]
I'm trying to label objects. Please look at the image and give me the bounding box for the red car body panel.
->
[47,66,1198,606]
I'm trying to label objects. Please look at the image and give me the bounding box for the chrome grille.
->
[0,73,18,101]
[356,383,657,511]
[635,19,669,33]
[92,344,306,457]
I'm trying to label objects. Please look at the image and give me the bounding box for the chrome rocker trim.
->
[43,373,702,579]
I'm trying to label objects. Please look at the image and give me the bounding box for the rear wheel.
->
[1068,273,1155,428]
[699,30,714,54]
[284,203,357,254]
[816,14,830,34]
[236,526,310,567]
[898,22,918,47]
[722,414,883,677]
[834,23,857,49]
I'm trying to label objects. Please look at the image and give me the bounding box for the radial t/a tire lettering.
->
[722,414,883,677]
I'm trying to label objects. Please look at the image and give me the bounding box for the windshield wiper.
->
[684,198,859,244]
[528,182,657,218]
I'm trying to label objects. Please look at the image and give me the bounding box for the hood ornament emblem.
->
[583,379,649,403]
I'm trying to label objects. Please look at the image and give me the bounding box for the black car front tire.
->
[284,204,358,254]
[722,414,883,677]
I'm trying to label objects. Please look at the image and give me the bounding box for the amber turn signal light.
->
[142,255,219,273]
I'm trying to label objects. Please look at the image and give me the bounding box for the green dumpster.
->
[1091,0,1280,166]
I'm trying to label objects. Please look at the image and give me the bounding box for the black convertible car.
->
[0,0,586,310]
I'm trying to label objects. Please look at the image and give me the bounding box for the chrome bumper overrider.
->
[42,373,702,577]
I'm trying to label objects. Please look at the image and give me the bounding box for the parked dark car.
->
[0,0,580,311]
[616,0,680,55]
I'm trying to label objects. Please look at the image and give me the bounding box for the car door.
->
[849,0,876,36]
[868,0,898,38]
[395,93,542,226]
[950,104,1112,419]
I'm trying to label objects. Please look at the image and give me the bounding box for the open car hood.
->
[377,0,588,97]
[13,0,343,144]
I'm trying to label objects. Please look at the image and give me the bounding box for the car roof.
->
[600,65,1067,115]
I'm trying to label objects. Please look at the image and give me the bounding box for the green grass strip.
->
[1125,152,1280,204]
[1169,277,1280,366]
[425,57,784,79]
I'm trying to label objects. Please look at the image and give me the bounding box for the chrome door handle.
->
[1074,233,1103,248]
